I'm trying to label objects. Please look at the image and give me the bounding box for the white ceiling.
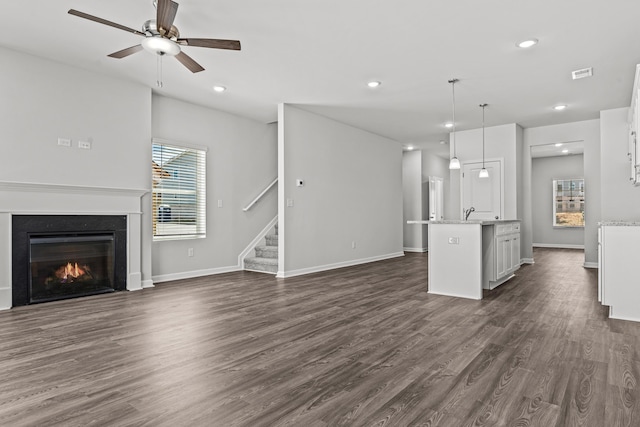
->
[4,1,640,152]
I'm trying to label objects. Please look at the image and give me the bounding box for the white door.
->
[429,176,444,220]
[462,160,502,220]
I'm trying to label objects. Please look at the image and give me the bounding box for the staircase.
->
[244,223,278,274]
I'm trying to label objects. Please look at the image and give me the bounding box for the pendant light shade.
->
[448,79,461,170]
[479,103,489,179]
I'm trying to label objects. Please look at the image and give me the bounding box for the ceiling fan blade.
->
[157,0,179,35]
[175,51,205,73]
[108,45,144,59]
[177,38,241,51]
[68,9,145,36]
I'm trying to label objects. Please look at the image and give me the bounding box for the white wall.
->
[600,107,640,220]
[523,120,600,266]
[152,95,277,280]
[0,46,153,286]
[0,46,151,189]
[278,104,403,277]
[403,151,425,251]
[531,155,585,247]
[449,124,520,220]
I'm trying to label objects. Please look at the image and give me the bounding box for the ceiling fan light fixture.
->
[141,36,181,56]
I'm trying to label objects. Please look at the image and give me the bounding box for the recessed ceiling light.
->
[406,146,414,151]
[213,85,226,92]
[367,81,381,88]
[517,39,538,48]
[439,140,446,145]
[554,105,567,111]
[555,143,563,147]
[444,122,453,128]
[562,149,569,153]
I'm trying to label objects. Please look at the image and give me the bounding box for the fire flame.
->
[55,262,89,282]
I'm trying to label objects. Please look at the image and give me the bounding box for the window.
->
[553,179,584,227]
[152,139,207,239]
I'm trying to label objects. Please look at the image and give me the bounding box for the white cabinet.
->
[598,224,640,322]
[483,221,521,290]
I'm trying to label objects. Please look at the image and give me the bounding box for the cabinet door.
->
[496,236,512,279]
[510,234,520,272]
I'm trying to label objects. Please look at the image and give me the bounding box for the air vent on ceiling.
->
[572,67,593,80]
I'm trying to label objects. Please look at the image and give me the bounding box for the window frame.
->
[552,178,585,228]
[152,138,208,241]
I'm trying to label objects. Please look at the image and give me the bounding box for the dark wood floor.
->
[1,248,639,426]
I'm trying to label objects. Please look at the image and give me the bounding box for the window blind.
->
[152,141,206,239]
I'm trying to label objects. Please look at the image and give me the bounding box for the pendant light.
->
[448,78,461,169]
[479,103,489,178]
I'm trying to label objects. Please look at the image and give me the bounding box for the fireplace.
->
[12,215,127,306]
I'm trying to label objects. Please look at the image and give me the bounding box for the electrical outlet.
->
[448,237,460,244]
[188,248,194,257]
[78,140,91,150]
[351,241,356,249]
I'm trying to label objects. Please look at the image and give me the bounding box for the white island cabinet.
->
[407,220,521,300]
[598,222,640,322]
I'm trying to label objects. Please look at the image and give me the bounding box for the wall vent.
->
[572,67,593,80]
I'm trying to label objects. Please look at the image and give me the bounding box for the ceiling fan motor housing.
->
[143,20,179,39]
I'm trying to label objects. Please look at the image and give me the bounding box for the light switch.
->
[57,138,71,147]
[217,199,223,208]
[287,198,294,207]
[448,237,460,244]
[78,140,91,150]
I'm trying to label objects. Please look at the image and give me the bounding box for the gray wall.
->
[403,151,425,251]
[152,95,277,280]
[523,120,601,266]
[531,154,585,247]
[600,107,640,220]
[278,104,403,277]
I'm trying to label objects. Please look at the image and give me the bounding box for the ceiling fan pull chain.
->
[156,54,163,88]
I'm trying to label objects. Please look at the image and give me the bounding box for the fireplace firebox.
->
[12,215,127,306]
[29,234,116,303]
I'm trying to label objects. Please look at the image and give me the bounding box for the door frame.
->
[460,157,505,220]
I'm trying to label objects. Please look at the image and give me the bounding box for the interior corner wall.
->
[278,105,403,277]
[531,155,585,247]
[152,95,277,280]
[523,119,600,265]
[600,107,640,220]
[449,124,519,220]
[403,151,424,251]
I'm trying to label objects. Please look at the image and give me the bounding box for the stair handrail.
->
[243,177,277,211]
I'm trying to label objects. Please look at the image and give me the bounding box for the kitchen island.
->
[407,220,521,300]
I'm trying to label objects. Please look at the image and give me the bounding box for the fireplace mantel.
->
[0,180,150,310]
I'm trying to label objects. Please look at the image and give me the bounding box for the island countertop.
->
[407,219,521,225]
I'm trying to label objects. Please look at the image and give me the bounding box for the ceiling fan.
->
[68,0,241,73]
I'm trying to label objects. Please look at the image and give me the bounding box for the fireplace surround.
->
[0,181,150,310]
[12,215,127,306]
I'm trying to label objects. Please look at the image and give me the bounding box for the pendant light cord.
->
[449,79,458,158]
[481,103,486,168]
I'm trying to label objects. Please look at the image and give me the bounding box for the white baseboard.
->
[533,243,584,249]
[583,262,598,269]
[521,258,535,265]
[404,247,427,253]
[127,272,143,291]
[276,252,405,279]
[153,265,241,283]
[141,279,155,289]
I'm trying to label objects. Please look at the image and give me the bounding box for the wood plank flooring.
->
[1,248,640,426]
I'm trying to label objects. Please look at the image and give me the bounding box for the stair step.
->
[244,257,278,274]
[275,223,278,235]
[255,245,278,259]
[265,234,278,246]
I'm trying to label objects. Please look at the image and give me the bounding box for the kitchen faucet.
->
[464,207,475,220]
